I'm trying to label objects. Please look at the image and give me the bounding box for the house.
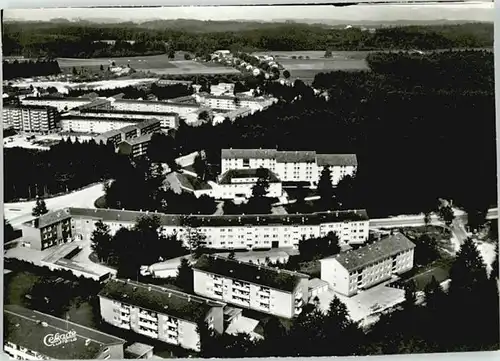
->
[4,305,125,360]
[319,233,416,297]
[125,343,154,359]
[221,149,358,186]
[216,168,282,199]
[98,279,225,351]
[118,133,154,158]
[193,254,309,319]
[20,208,73,250]
[2,105,59,133]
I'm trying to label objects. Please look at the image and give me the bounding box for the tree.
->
[283,70,291,79]
[184,53,192,60]
[198,110,210,123]
[90,220,112,263]
[260,317,288,356]
[100,64,104,71]
[186,227,207,258]
[228,250,236,260]
[111,61,116,66]
[193,153,207,180]
[251,167,270,198]
[72,66,78,75]
[4,218,16,243]
[175,258,193,292]
[491,241,499,279]
[317,166,335,207]
[438,205,454,226]
[403,280,417,309]
[168,49,175,59]
[423,276,446,311]
[32,198,48,217]
[324,49,333,58]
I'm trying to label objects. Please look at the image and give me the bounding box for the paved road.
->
[4,183,105,229]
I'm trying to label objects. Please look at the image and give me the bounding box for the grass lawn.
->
[396,257,454,291]
[298,260,321,278]
[284,187,318,200]
[67,300,99,329]
[4,271,40,306]
[176,172,212,191]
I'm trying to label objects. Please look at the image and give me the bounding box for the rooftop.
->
[52,207,369,228]
[276,151,316,164]
[193,254,309,292]
[135,118,162,130]
[219,168,280,185]
[81,108,179,117]
[122,133,154,146]
[308,278,329,290]
[316,154,358,167]
[221,149,277,160]
[61,115,139,123]
[4,305,125,360]
[23,208,72,229]
[125,343,154,358]
[326,233,416,272]
[4,104,58,111]
[114,98,199,109]
[98,279,224,323]
[23,96,91,102]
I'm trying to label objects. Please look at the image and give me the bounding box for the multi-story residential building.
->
[21,97,94,112]
[98,279,225,351]
[4,304,125,360]
[21,208,73,250]
[320,233,416,296]
[118,133,154,157]
[3,105,59,133]
[25,207,369,251]
[93,119,162,147]
[195,93,275,113]
[70,109,180,130]
[193,255,309,319]
[212,107,252,124]
[110,99,200,119]
[74,98,112,111]
[221,149,358,186]
[216,168,282,200]
[60,115,139,134]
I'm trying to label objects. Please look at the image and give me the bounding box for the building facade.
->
[195,93,275,113]
[71,109,179,130]
[118,133,154,157]
[3,105,59,133]
[4,305,125,360]
[193,255,309,319]
[21,209,73,250]
[216,168,282,200]
[320,233,416,296]
[99,279,225,351]
[110,99,200,118]
[21,97,93,112]
[25,207,369,251]
[60,116,139,134]
[221,149,358,186]
[93,119,162,147]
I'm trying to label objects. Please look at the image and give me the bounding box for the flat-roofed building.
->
[3,105,59,133]
[320,233,416,297]
[72,108,180,130]
[20,208,73,250]
[4,305,126,360]
[21,97,93,112]
[216,168,282,199]
[27,207,369,251]
[221,149,358,186]
[60,115,140,134]
[110,99,200,123]
[94,119,162,147]
[195,93,275,113]
[125,343,154,359]
[193,255,309,319]
[98,279,225,351]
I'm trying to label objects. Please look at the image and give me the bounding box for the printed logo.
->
[43,330,78,347]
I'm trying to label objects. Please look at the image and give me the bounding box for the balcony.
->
[120,306,130,314]
[295,307,303,316]
[294,298,303,307]
[167,328,178,337]
[232,282,250,291]
[139,311,158,322]
[167,319,178,327]
[120,314,130,321]
[138,328,158,338]
[139,320,158,331]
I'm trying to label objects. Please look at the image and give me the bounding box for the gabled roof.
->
[4,305,125,360]
[23,208,72,228]
[99,279,224,323]
[316,154,358,167]
[193,254,309,292]
[276,151,316,163]
[219,168,280,184]
[221,149,277,160]
[325,233,416,272]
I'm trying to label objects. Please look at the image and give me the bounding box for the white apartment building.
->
[216,168,283,199]
[99,279,225,351]
[71,109,180,130]
[21,97,93,111]
[60,115,140,134]
[320,233,416,297]
[3,105,59,133]
[4,305,125,360]
[110,99,201,122]
[193,255,309,319]
[195,93,276,113]
[221,149,358,186]
[64,207,369,251]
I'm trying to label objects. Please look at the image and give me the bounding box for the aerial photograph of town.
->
[2,1,498,359]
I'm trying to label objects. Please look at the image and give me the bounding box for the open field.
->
[58,54,240,76]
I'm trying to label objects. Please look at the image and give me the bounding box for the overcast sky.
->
[4,2,494,22]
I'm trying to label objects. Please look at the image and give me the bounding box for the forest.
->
[3,60,61,80]
[3,21,493,58]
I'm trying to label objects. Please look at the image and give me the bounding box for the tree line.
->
[67,83,194,100]
[3,21,493,58]
[3,59,61,80]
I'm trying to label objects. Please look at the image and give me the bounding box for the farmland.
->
[253,50,369,82]
[57,54,240,76]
